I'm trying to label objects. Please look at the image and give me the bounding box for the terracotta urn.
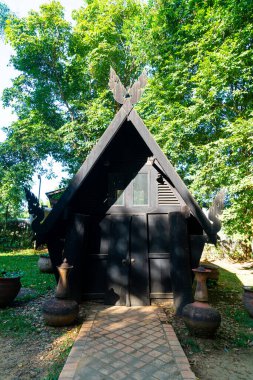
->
[42,258,79,327]
[55,258,73,299]
[242,286,253,318]
[182,266,221,337]
[0,275,21,307]
[38,254,53,274]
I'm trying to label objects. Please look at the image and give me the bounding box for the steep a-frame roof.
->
[40,98,216,240]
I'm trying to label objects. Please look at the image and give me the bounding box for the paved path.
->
[59,305,195,380]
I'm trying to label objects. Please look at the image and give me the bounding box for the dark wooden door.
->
[105,214,149,306]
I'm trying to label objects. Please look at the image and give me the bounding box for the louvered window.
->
[157,177,180,205]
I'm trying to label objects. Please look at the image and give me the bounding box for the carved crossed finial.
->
[109,67,147,105]
[208,189,226,233]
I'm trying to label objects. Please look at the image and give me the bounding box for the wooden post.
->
[169,212,193,314]
[62,213,87,302]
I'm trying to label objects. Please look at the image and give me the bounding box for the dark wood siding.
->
[148,214,172,299]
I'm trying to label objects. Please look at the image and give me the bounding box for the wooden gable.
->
[41,100,215,242]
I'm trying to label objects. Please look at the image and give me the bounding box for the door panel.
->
[148,213,173,300]
[148,214,171,253]
[129,215,149,306]
[149,258,172,298]
[83,215,110,298]
[105,215,130,305]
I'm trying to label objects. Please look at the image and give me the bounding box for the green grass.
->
[207,267,253,348]
[0,249,56,296]
[218,267,242,292]
[0,308,36,338]
[0,249,56,339]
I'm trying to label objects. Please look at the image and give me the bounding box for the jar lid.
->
[192,266,211,273]
[57,258,73,270]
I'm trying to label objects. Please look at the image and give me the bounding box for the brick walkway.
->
[59,306,196,380]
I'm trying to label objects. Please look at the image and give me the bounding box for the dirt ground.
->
[192,347,253,380]
[0,259,252,380]
[0,292,88,379]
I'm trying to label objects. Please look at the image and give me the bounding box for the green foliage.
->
[0,220,33,250]
[0,269,24,278]
[0,2,10,36]
[0,0,148,215]
[141,0,253,240]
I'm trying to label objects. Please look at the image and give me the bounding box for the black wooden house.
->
[36,70,220,313]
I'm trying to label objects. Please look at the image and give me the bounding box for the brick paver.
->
[59,306,196,380]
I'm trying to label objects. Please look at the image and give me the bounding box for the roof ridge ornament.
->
[208,189,226,234]
[109,67,147,105]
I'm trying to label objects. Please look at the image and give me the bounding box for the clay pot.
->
[182,266,221,337]
[192,267,211,302]
[182,301,221,337]
[200,262,219,282]
[55,258,73,299]
[42,298,79,326]
[0,276,21,307]
[38,254,53,274]
[243,286,253,318]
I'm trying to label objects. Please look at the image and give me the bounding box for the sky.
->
[0,0,85,203]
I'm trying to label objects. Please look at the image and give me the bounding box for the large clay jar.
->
[182,301,221,337]
[38,254,53,274]
[243,286,253,318]
[0,276,21,307]
[182,266,221,337]
[42,298,79,326]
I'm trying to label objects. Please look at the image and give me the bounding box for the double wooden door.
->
[83,213,175,305]
[105,214,149,306]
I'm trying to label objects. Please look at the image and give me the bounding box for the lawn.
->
[0,249,56,296]
[0,249,56,339]
[0,248,84,379]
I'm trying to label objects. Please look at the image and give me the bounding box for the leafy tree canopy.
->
[139,0,253,239]
[0,2,10,36]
